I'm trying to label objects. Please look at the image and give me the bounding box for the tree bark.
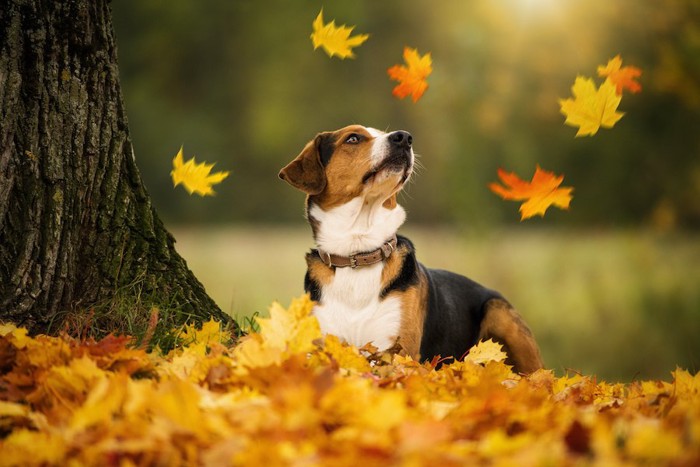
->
[0,0,231,336]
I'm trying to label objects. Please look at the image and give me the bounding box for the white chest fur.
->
[307,179,408,351]
[312,263,402,351]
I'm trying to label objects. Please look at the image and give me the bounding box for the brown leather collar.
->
[317,236,398,269]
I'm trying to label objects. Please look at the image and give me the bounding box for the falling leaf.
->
[559,77,624,137]
[310,9,369,59]
[489,165,573,220]
[170,146,229,196]
[597,55,642,95]
[387,47,433,102]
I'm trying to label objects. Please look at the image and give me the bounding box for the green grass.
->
[45,275,210,353]
[171,225,700,381]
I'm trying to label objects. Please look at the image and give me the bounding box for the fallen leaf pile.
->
[1,295,698,466]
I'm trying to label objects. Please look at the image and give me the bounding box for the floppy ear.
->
[278,135,327,195]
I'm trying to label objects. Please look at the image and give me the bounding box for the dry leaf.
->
[170,146,229,196]
[1,295,699,465]
[387,47,433,102]
[310,9,369,59]
[465,339,508,366]
[489,165,573,220]
[597,55,642,95]
[559,77,624,137]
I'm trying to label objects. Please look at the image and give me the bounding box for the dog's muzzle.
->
[363,131,414,184]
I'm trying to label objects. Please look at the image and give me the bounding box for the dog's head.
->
[279,125,414,210]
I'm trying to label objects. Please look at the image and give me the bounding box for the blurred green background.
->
[112,0,700,380]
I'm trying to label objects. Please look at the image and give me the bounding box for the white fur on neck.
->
[308,197,406,257]
[309,196,405,351]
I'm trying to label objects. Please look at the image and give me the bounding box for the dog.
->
[279,125,543,374]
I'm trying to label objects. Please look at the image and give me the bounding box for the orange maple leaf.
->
[387,47,432,102]
[597,55,642,95]
[489,165,573,220]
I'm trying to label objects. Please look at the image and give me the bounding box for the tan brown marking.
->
[313,125,376,210]
[305,253,335,287]
[478,298,543,374]
[279,137,327,195]
[281,125,408,212]
[379,243,408,290]
[382,194,397,209]
[392,268,429,359]
[378,242,427,359]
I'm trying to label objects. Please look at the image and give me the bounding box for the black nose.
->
[390,130,412,148]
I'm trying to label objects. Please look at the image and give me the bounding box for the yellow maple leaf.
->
[69,375,128,433]
[559,76,624,137]
[464,339,508,366]
[42,357,107,400]
[0,400,30,418]
[159,319,231,381]
[151,379,209,437]
[170,146,229,196]
[310,9,369,59]
[479,430,537,458]
[233,295,321,369]
[321,334,372,373]
[357,390,408,431]
[387,47,433,102]
[672,367,700,399]
[1,430,67,465]
[255,295,320,355]
[232,334,282,371]
[159,349,201,380]
[626,420,684,461]
[489,165,573,220]
[0,323,31,349]
[178,318,230,355]
[0,322,20,336]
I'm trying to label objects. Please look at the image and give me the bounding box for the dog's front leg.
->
[478,298,544,374]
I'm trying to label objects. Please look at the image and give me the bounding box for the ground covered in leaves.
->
[1,295,699,466]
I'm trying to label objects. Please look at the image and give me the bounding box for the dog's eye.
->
[345,134,361,144]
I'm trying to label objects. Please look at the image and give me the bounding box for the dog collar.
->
[317,236,398,269]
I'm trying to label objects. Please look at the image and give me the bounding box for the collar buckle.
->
[380,239,395,259]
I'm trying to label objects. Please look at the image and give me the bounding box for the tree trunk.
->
[0,0,232,338]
